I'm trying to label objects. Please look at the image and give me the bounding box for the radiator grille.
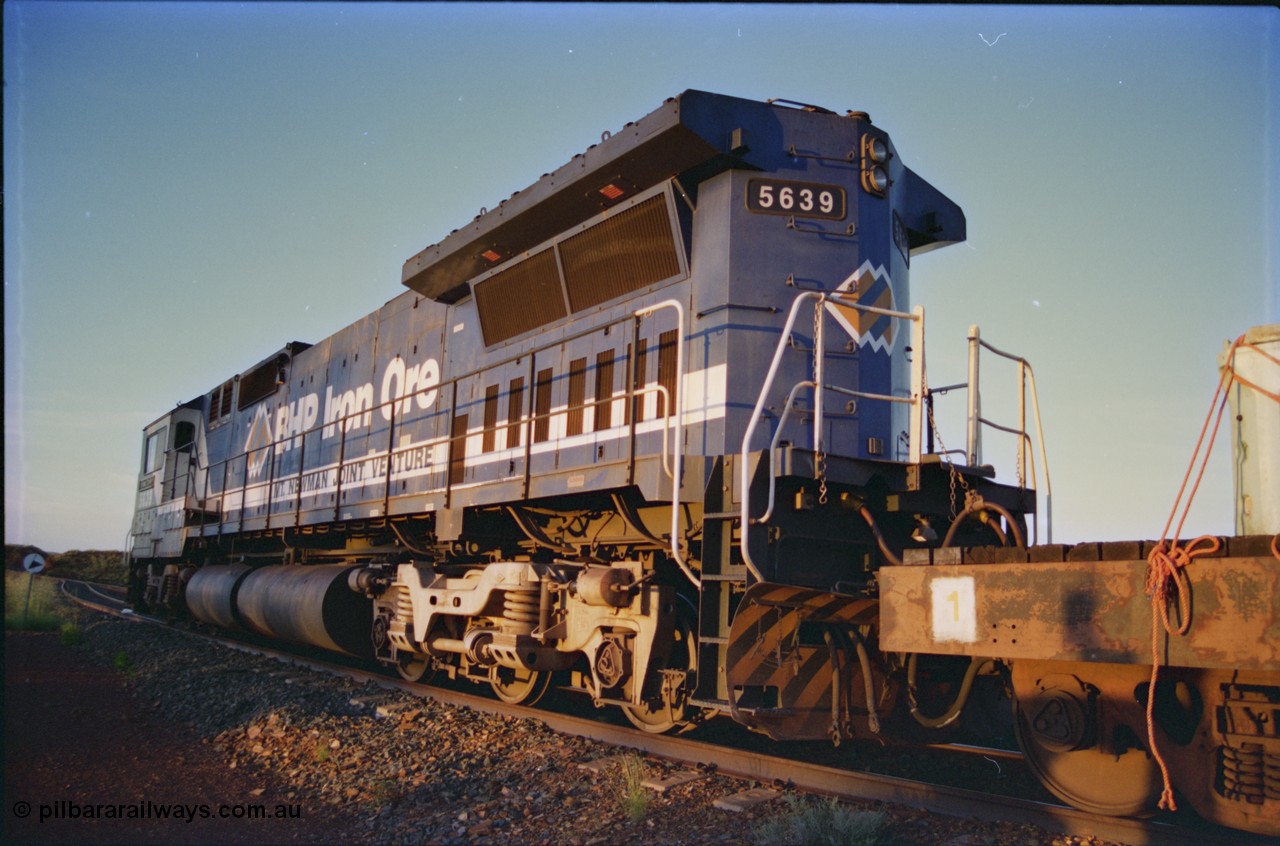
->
[238,358,281,411]
[474,249,566,345]
[561,194,681,312]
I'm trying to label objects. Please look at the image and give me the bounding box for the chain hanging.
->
[814,301,829,505]
[925,377,969,520]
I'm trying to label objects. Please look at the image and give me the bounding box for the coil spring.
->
[160,572,179,606]
[1218,742,1280,803]
[395,584,413,619]
[503,588,540,629]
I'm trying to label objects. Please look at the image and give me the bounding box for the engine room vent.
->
[561,194,681,312]
[209,379,236,424]
[474,249,567,346]
[238,358,283,411]
[472,184,687,347]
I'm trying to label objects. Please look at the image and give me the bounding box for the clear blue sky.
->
[5,3,1277,551]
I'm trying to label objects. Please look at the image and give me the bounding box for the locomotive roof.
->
[401,90,780,304]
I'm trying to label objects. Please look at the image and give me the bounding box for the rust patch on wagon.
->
[878,554,1279,672]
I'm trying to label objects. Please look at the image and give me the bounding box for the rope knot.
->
[1145,535,1219,636]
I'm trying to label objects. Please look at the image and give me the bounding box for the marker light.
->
[860,133,892,197]
[864,136,889,164]
[862,166,891,195]
[598,183,626,201]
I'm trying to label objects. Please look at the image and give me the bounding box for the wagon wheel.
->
[1013,684,1162,817]
[621,601,700,734]
[491,665,552,706]
[395,652,434,683]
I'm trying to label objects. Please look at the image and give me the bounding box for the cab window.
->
[174,421,196,453]
[143,427,167,474]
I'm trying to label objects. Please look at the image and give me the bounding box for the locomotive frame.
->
[127,90,1278,836]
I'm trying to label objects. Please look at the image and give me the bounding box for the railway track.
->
[57,578,1267,846]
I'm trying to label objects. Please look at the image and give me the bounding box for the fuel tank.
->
[185,563,252,631]
[233,564,374,658]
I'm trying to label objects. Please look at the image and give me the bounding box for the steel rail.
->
[60,579,1265,846]
[188,638,1253,846]
[59,580,141,619]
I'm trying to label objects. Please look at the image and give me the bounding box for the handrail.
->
[633,384,672,479]
[739,292,822,582]
[754,374,921,525]
[185,302,697,586]
[739,292,924,582]
[759,380,817,524]
[188,296,687,530]
[633,299,699,589]
[964,325,1052,544]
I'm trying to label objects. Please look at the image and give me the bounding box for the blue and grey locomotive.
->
[128,91,1278,836]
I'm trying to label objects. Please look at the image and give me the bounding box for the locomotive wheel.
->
[1014,693,1162,818]
[491,666,552,706]
[621,606,698,734]
[396,652,434,683]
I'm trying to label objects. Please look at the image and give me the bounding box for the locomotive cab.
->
[131,402,205,560]
[129,400,209,612]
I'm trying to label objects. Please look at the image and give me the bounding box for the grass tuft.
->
[59,621,84,646]
[5,570,67,631]
[368,778,400,809]
[753,795,887,846]
[617,752,649,822]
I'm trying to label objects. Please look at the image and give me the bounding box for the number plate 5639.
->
[746,179,846,220]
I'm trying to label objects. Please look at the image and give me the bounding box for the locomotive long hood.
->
[402,90,765,304]
[401,89,965,303]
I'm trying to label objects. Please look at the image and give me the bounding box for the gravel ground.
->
[6,611,1129,846]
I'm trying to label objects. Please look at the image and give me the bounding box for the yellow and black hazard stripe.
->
[725,583,880,741]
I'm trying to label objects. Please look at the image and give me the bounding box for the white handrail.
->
[631,383,672,479]
[739,292,823,582]
[759,380,818,524]
[1024,361,1052,544]
[739,293,924,581]
[963,326,1052,544]
[633,300,699,588]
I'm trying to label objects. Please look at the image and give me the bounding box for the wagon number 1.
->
[746,179,846,220]
[929,576,977,643]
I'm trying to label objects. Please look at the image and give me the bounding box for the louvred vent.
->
[474,249,567,345]
[561,195,680,313]
[472,189,684,346]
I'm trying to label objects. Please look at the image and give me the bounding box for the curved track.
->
[58,578,1268,846]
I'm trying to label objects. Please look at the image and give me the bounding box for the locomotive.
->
[128,91,1278,835]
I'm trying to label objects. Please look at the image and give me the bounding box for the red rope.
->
[1144,335,1280,811]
